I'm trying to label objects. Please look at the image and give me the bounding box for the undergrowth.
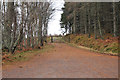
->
[2,44,54,65]
[64,34,119,56]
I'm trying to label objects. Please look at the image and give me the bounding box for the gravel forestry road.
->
[2,43,118,78]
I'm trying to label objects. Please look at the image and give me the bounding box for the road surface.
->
[3,43,118,78]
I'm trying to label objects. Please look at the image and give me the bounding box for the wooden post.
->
[51,36,53,43]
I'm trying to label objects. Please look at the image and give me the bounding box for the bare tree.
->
[2,2,54,54]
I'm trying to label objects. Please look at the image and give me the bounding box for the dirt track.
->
[2,43,118,78]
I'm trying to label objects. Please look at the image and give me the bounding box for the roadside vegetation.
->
[1,2,54,56]
[1,2,55,63]
[64,34,119,56]
[2,44,54,65]
[61,2,119,56]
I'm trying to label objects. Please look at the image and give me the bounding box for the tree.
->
[0,1,2,55]
[61,2,119,39]
[113,2,117,37]
[2,2,54,54]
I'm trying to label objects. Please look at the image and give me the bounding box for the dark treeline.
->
[1,2,54,54]
[61,2,120,39]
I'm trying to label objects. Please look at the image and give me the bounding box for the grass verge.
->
[63,34,119,56]
[2,44,54,65]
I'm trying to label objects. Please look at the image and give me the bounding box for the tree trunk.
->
[11,28,24,54]
[94,3,97,39]
[73,3,76,34]
[39,13,43,47]
[84,6,87,34]
[27,24,31,47]
[0,2,2,55]
[97,3,104,39]
[88,4,91,38]
[7,2,15,52]
[113,2,117,37]
[31,26,34,48]
[98,13,103,39]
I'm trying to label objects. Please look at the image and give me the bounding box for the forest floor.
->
[2,42,118,78]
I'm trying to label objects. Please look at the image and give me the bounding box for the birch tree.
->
[2,1,54,54]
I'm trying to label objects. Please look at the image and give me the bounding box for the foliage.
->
[64,34,119,55]
[61,2,120,37]
[2,44,54,65]
[1,2,54,54]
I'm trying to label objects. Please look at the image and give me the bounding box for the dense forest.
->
[61,2,120,38]
[61,2,120,55]
[0,2,54,54]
